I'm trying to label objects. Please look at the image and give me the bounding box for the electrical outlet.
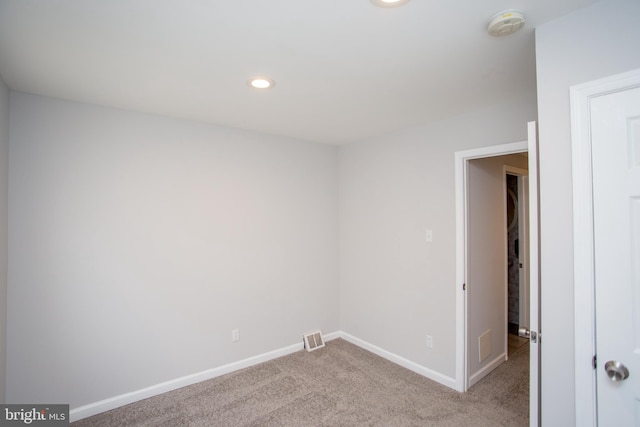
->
[426,335,433,349]
[425,229,433,242]
[232,329,240,342]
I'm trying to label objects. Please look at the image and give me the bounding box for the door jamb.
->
[570,67,640,427]
[454,141,528,392]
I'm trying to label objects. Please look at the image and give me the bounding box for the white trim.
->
[70,332,343,422]
[570,67,640,427]
[339,332,458,390]
[454,150,468,392]
[468,352,508,388]
[455,141,528,392]
[322,331,342,341]
[502,169,509,362]
[518,175,530,332]
[455,142,528,161]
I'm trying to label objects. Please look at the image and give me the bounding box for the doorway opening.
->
[464,155,528,388]
[455,123,540,425]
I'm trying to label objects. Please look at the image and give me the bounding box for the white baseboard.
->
[468,352,507,388]
[322,331,341,342]
[338,331,457,390]
[71,332,339,422]
[70,330,449,422]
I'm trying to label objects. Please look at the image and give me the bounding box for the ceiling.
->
[0,0,596,145]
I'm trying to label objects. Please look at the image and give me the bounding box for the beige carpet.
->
[72,338,528,426]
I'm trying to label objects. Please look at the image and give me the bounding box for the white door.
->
[518,174,530,333]
[527,121,540,427]
[591,85,640,425]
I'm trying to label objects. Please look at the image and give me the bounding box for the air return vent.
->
[479,329,492,363]
[303,331,325,352]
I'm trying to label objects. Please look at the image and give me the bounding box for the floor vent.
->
[303,331,325,352]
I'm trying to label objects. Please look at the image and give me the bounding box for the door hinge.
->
[463,283,466,291]
[593,354,597,370]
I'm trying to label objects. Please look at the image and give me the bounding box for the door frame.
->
[570,67,640,426]
[454,140,528,393]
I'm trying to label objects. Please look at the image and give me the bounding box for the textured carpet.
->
[72,338,528,426]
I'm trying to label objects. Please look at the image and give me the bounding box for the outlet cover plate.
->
[426,335,433,348]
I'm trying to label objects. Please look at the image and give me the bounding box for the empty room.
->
[0,0,639,425]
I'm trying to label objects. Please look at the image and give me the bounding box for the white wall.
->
[6,93,339,409]
[338,98,536,380]
[0,75,9,403]
[467,154,527,382]
[535,0,640,424]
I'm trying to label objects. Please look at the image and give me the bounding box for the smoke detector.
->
[488,10,525,37]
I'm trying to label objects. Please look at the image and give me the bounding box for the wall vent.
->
[479,329,492,363]
[303,331,325,352]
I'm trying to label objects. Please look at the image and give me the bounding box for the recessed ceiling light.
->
[248,77,275,89]
[370,0,409,8]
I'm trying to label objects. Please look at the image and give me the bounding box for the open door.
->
[526,121,541,426]
[509,123,540,426]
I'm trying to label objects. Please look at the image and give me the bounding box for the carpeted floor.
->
[72,338,528,426]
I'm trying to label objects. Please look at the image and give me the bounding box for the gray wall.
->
[6,92,537,412]
[535,0,640,424]
[0,75,9,404]
[339,99,536,380]
[7,93,339,408]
